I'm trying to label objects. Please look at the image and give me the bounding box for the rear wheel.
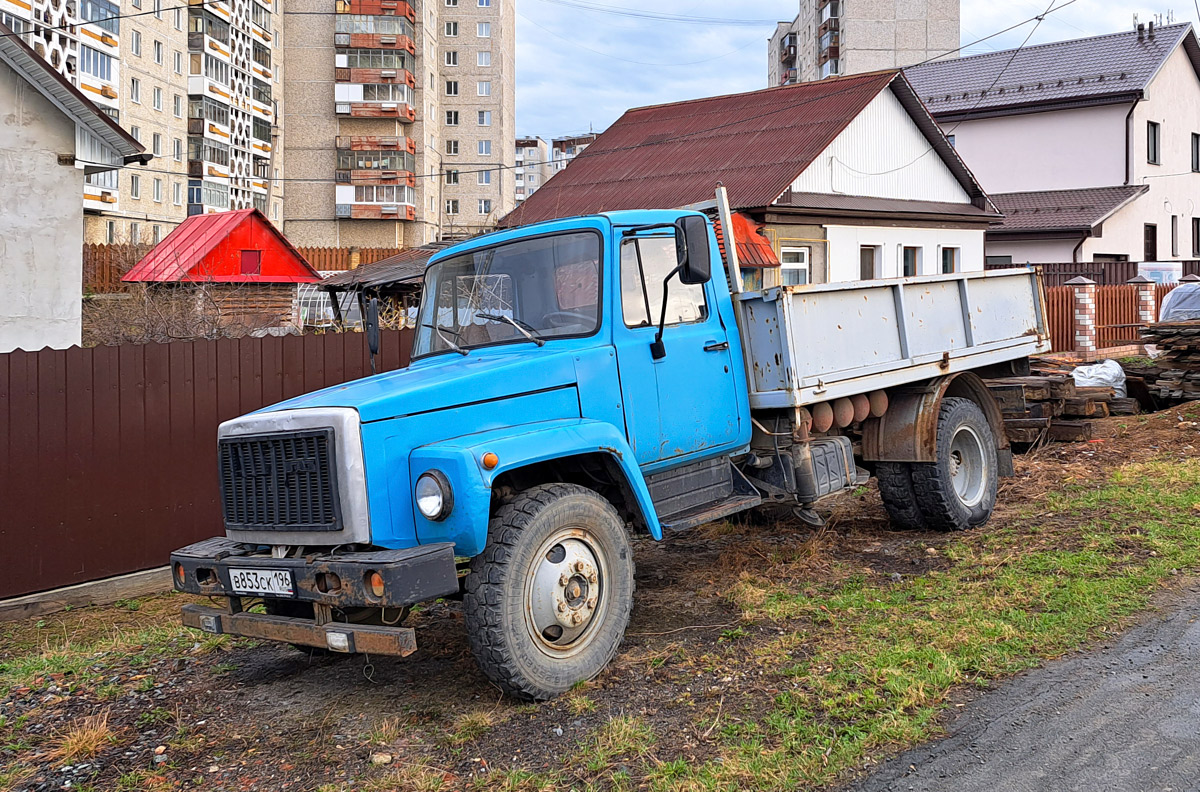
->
[875,462,925,530]
[464,483,635,700]
[911,397,998,531]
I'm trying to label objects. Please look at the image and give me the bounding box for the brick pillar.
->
[1127,274,1156,325]
[1065,276,1097,359]
[349,246,361,270]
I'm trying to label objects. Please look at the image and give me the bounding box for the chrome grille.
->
[218,430,342,532]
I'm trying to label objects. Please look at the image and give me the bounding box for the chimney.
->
[1138,22,1145,40]
[1149,20,1155,38]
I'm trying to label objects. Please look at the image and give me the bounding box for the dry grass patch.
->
[449,709,497,745]
[47,710,119,762]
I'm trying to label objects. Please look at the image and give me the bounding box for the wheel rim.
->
[948,425,987,508]
[524,528,609,659]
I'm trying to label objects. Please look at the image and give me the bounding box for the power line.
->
[527,0,783,26]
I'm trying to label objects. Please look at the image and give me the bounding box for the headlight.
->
[415,471,452,521]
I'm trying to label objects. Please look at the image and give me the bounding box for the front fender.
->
[408,419,661,557]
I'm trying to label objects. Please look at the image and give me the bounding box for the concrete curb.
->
[0,567,173,623]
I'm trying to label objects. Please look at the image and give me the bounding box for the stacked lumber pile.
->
[1142,321,1200,401]
[985,375,1137,445]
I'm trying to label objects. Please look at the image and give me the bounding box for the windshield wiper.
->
[421,322,469,356]
[475,312,546,347]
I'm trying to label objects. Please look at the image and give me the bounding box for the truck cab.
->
[173,207,1046,700]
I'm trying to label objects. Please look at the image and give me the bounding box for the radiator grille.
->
[218,430,342,532]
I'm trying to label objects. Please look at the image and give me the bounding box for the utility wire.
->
[527,0,783,26]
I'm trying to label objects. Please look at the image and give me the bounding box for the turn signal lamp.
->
[482,452,499,470]
[368,571,385,598]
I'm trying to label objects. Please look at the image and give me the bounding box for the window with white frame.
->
[173,94,182,117]
[445,199,459,214]
[478,110,492,125]
[445,21,458,35]
[941,247,960,274]
[445,50,457,66]
[131,30,141,56]
[153,178,162,202]
[173,137,182,161]
[445,80,458,96]
[130,77,140,103]
[174,50,182,74]
[478,51,491,66]
[131,222,141,243]
[173,181,182,205]
[477,80,491,96]
[445,169,460,184]
[153,39,163,64]
[902,246,921,277]
[445,0,457,5]
[152,87,162,110]
[479,198,492,214]
[479,0,491,5]
[446,139,459,155]
[130,175,141,199]
[780,247,809,286]
[446,110,459,125]
[478,139,491,155]
[478,170,491,185]
[477,21,491,36]
[130,125,140,142]
[152,133,161,155]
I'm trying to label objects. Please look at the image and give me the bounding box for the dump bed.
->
[738,268,1050,409]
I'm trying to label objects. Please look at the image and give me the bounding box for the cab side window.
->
[620,237,708,328]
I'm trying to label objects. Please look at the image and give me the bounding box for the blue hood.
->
[261,347,583,423]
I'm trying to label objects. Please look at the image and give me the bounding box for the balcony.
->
[334,203,416,221]
[335,0,415,21]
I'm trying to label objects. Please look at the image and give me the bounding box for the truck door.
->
[614,233,742,465]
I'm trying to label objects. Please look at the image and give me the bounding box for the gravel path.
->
[849,582,1200,792]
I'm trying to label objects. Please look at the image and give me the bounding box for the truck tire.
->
[875,462,926,531]
[464,483,635,701]
[911,397,998,531]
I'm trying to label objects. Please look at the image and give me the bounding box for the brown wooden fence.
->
[83,244,405,293]
[985,260,1140,287]
[1046,286,1073,353]
[0,329,414,600]
[1046,283,1179,353]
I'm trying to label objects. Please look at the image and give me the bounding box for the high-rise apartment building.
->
[514,135,549,204]
[550,133,595,172]
[282,0,515,247]
[768,0,958,85]
[0,0,284,244]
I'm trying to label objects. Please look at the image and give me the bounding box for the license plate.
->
[228,568,295,597]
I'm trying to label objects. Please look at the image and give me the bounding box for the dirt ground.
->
[2,405,1198,792]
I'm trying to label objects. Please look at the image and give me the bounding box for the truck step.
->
[659,493,763,533]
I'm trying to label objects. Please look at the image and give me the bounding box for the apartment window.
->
[477,21,491,37]
[130,125,141,142]
[478,170,491,185]
[528,174,537,185]
[153,178,163,202]
[1193,218,1200,256]
[1144,224,1158,261]
[152,87,162,110]
[941,247,960,274]
[445,199,460,214]
[445,51,458,66]
[131,30,141,56]
[79,46,113,80]
[445,169,460,185]
[174,51,183,74]
[1172,215,1179,257]
[252,41,272,69]
[479,0,491,5]
[445,80,459,96]
[173,181,183,205]
[130,77,140,103]
[174,7,183,29]
[335,15,411,35]
[1148,121,1161,164]
[337,48,408,69]
[130,175,141,199]
[446,110,459,125]
[173,94,182,117]
[859,246,879,280]
[446,139,459,155]
[478,140,492,155]
[131,222,140,243]
[1192,133,1200,172]
[445,0,458,5]
[479,199,492,214]
[173,137,182,161]
[153,0,162,19]
[153,40,163,64]
[478,110,492,126]
[106,220,116,243]
[79,0,119,33]
[902,246,921,277]
[780,247,809,286]
[478,51,492,66]
[445,21,459,36]
[336,150,415,171]
[152,133,161,156]
[477,80,491,96]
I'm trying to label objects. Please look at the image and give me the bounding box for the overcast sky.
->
[515,0,1193,139]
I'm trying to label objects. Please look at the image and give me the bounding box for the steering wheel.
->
[542,311,593,328]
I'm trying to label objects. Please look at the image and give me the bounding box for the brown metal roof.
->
[988,186,1148,235]
[773,191,1001,222]
[320,243,452,292]
[500,71,901,227]
[906,23,1200,121]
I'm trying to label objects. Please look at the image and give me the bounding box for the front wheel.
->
[463,483,635,700]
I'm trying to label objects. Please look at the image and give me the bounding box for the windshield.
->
[412,231,602,358]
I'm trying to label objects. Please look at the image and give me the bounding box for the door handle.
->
[703,340,729,352]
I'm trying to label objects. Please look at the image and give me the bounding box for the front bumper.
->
[181,604,420,656]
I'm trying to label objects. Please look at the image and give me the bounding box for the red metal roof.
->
[123,209,320,284]
[714,212,780,269]
[500,71,899,227]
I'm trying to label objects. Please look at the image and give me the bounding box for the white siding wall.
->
[825,225,985,282]
[788,88,973,204]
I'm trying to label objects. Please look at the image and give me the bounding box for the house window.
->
[1148,121,1161,164]
[478,51,491,66]
[942,247,960,274]
[130,77,140,103]
[902,246,921,277]
[130,174,140,199]
[445,169,460,184]
[1193,133,1200,172]
[947,134,956,148]
[859,246,879,280]
[780,247,809,286]
[445,21,458,36]
[1172,215,1179,257]
[479,199,492,214]
[478,110,492,126]
[1145,224,1158,261]
[445,80,458,96]
[446,139,459,155]
[1194,218,1200,257]
[446,110,459,125]
[240,250,262,275]
[478,80,491,96]
[478,139,492,155]
[445,199,460,214]
[478,170,491,185]
[477,21,491,37]
[445,51,458,66]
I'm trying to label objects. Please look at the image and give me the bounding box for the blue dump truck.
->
[172,197,1050,700]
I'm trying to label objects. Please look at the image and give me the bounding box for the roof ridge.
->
[910,22,1191,72]
[990,185,1148,198]
[624,69,896,114]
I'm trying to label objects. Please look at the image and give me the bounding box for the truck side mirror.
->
[366,296,380,373]
[674,215,712,285]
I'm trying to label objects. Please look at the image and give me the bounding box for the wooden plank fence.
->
[0,329,414,599]
[1046,282,1179,353]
